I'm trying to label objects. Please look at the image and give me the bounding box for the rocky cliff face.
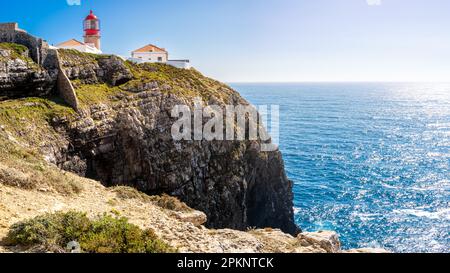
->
[58,50,133,86]
[56,91,297,234]
[0,43,57,99]
[0,46,299,235]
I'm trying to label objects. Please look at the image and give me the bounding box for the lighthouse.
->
[83,10,101,50]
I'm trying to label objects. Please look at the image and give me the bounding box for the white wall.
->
[127,58,147,64]
[131,51,168,62]
[167,60,191,69]
[58,44,102,54]
[128,58,191,69]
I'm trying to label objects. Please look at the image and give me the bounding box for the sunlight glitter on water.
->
[233,82,450,253]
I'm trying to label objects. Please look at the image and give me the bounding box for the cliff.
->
[0,44,298,235]
[0,42,389,253]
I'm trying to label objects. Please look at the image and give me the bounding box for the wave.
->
[393,208,450,220]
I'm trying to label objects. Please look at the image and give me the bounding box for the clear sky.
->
[1,0,450,82]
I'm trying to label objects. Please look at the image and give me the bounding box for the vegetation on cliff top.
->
[123,62,236,102]
[59,48,237,101]
[6,211,175,253]
[58,48,112,63]
[56,48,239,108]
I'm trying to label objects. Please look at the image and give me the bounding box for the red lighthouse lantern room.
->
[83,10,101,50]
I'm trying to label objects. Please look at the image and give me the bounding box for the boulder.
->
[297,231,341,253]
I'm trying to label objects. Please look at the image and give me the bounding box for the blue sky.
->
[1,0,450,82]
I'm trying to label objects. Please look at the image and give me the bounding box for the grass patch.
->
[75,83,125,105]
[5,211,175,253]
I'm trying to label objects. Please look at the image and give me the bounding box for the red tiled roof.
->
[132,44,167,53]
[56,39,85,47]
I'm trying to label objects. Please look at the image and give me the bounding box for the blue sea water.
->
[231,82,450,253]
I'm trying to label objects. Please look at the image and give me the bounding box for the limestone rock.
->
[59,50,132,86]
[297,231,341,253]
[49,89,299,235]
[97,55,133,86]
[170,210,207,227]
[0,47,57,99]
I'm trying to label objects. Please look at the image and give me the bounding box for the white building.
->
[131,44,168,63]
[56,39,102,54]
[129,44,191,69]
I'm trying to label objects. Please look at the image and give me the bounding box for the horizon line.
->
[226,80,450,84]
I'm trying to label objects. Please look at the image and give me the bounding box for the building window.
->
[158,57,163,62]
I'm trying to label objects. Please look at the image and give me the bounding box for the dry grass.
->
[110,186,150,201]
[111,186,192,212]
[149,194,193,212]
[0,136,83,196]
[0,161,83,196]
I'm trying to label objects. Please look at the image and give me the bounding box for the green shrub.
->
[6,211,175,253]
[6,211,90,247]
[79,214,173,253]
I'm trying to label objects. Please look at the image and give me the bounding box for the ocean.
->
[231,82,450,253]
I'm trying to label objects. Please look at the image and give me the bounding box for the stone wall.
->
[52,50,79,110]
[0,23,21,32]
[0,25,44,65]
[56,67,79,111]
[0,23,61,76]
